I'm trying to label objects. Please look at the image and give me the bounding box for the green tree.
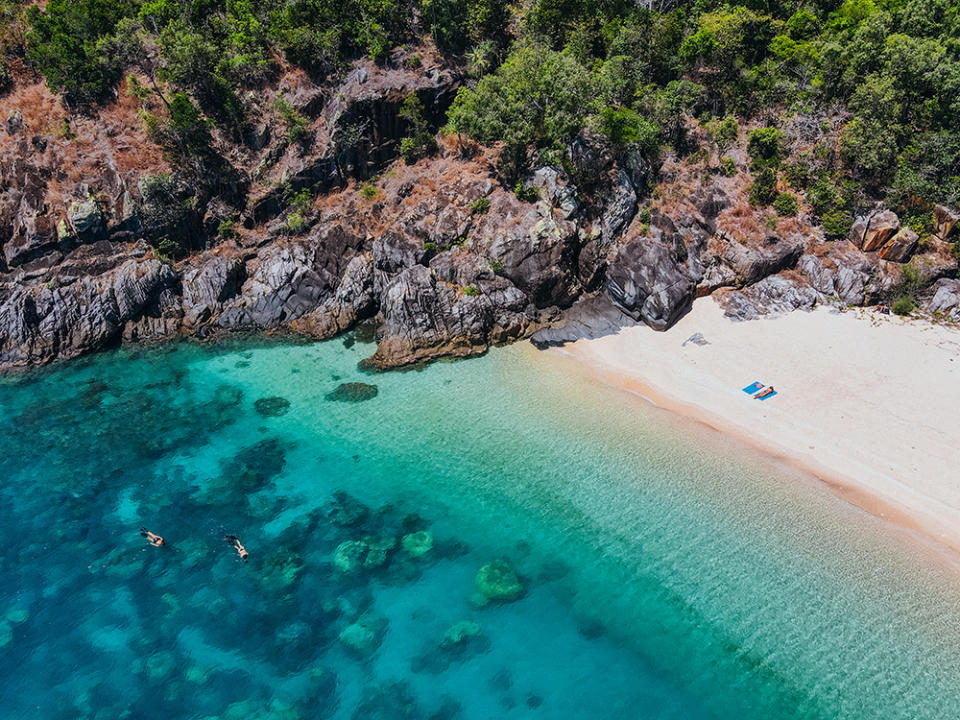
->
[447,43,594,177]
[597,106,660,157]
[26,0,138,102]
[157,19,244,128]
[749,167,778,206]
[840,74,904,180]
[144,92,214,172]
[747,127,784,170]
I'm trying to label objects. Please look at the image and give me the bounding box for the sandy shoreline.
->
[545,299,960,565]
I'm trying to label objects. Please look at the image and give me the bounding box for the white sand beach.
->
[550,299,960,561]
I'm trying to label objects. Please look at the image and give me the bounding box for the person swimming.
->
[140,527,165,547]
[225,535,249,560]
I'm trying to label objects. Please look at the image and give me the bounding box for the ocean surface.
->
[2,332,960,720]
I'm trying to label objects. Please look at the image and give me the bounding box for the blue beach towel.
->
[757,391,778,401]
[742,382,764,394]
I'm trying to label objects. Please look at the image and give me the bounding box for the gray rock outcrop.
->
[0,256,176,367]
[926,278,960,318]
[606,231,694,331]
[714,273,819,321]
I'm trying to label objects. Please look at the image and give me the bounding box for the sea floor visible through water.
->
[2,333,960,720]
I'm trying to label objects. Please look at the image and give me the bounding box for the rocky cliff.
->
[1,53,958,372]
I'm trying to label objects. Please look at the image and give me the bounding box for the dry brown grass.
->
[716,196,767,244]
[0,74,169,222]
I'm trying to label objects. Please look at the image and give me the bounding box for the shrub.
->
[157,237,182,259]
[462,285,480,296]
[284,187,312,215]
[514,183,539,202]
[398,94,437,164]
[714,114,739,152]
[597,106,660,157]
[773,192,798,217]
[900,261,925,295]
[821,209,852,238]
[719,156,737,176]
[746,127,784,170]
[891,294,915,315]
[274,24,342,79]
[360,184,379,200]
[748,167,777,206]
[398,137,418,164]
[471,197,490,214]
[783,159,809,189]
[489,258,504,273]
[0,58,10,94]
[286,212,306,233]
[143,92,213,169]
[139,173,196,254]
[274,97,310,145]
[217,219,238,239]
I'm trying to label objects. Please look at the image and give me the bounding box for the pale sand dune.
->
[552,298,960,559]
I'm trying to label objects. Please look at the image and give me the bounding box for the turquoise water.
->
[3,334,960,719]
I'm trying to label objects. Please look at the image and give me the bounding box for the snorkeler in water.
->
[225,535,249,560]
[140,527,165,547]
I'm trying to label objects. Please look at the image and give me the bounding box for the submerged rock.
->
[440,620,482,649]
[412,619,489,674]
[401,531,434,559]
[260,550,304,593]
[185,665,211,685]
[326,382,379,403]
[333,536,396,572]
[5,607,29,625]
[145,650,176,681]
[254,396,292,417]
[363,537,397,569]
[209,437,288,499]
[328,491,370,528]
[474,558,525,606]
[339,612,388,657]
[352,681,419,720]
[333,540,369,573]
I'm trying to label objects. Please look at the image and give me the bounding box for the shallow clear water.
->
[2,334,960,719]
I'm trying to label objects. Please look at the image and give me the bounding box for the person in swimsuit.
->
[755,386,776,399]
[140,527,165,547]
[225,535,249,560]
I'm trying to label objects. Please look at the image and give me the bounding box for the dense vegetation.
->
[2,0,959,235]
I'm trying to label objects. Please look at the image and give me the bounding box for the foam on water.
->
[1,335,960,719]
